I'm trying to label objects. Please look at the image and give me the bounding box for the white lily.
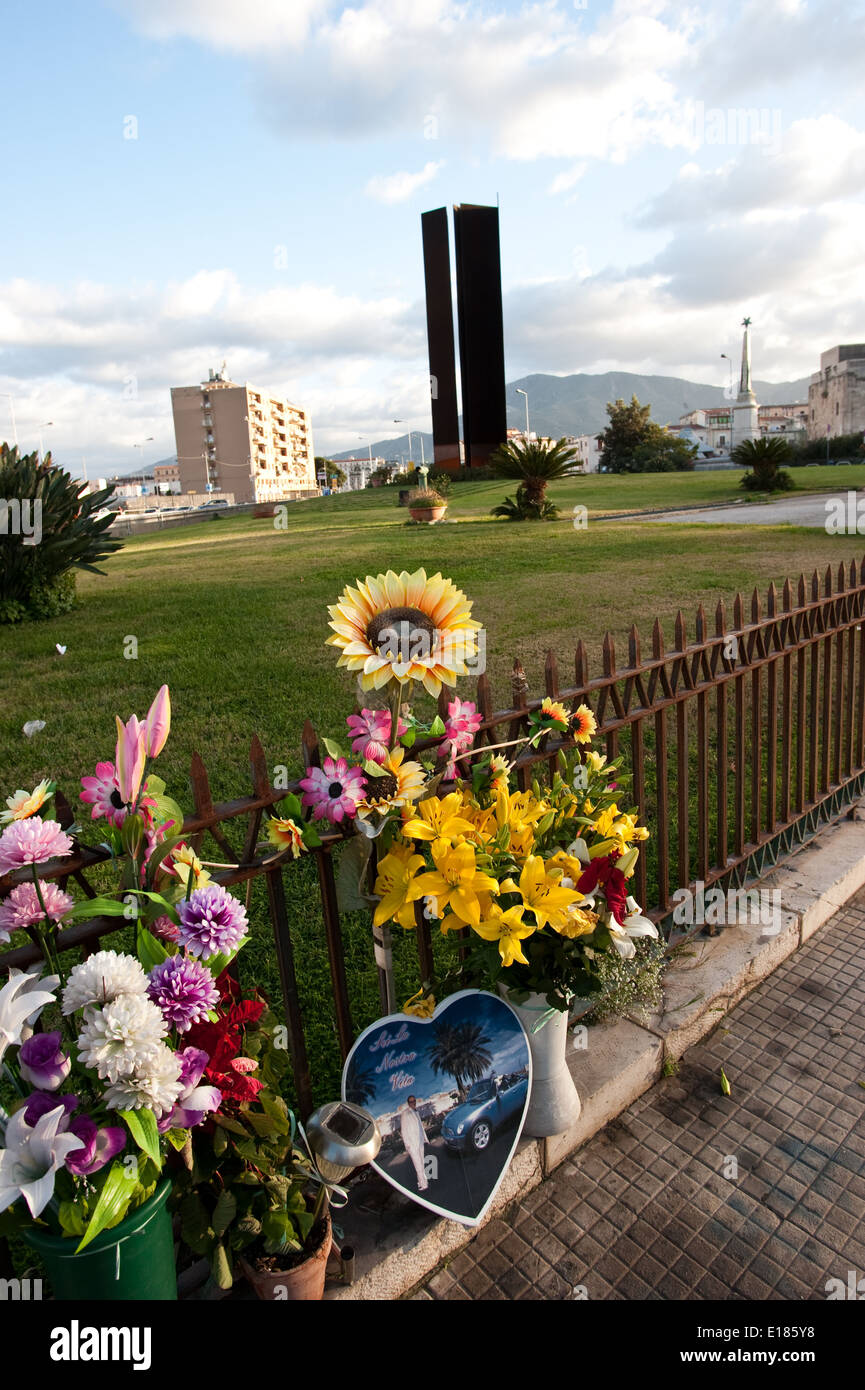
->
[607,895,659,960]
[0,1105,85,1218]
[0,968,60,1064]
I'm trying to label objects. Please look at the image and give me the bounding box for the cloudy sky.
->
[3,0,864,474]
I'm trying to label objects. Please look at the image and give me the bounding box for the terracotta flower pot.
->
[239,1212,332,1301]
[409,505,447,522]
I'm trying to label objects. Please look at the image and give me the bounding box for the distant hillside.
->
[331,370,810,461]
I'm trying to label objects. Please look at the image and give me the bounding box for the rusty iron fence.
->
[2,558,864,1138]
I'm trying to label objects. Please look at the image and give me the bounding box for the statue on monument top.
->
[739,316,754,398]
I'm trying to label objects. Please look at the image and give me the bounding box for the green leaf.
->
[213,1125,228,1157]
[245,1111,280,1139]
[120,1107,161,1167]
[212,1113,250,1138]
[335,834,374,913]
[180,1193,214,1256]
[64,895,131,922]
[58,1201,87,1237]
[212,1189,237,1237]
[362,759,388,778]
[428,715,446,737]
[321,738,346,762]
[165,1127,190,1151]
[136,919,170,971]
[720,1068,732,1097]
[400,728,417,748]
[210,1241,233,1290]
[75,1161,135,1253]
[260,1093,291,1135]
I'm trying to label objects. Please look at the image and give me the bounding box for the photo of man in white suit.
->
[400,1095,428,1191]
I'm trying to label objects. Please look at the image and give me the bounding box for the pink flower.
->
[0,817,73,876]
[441,698,483,778]
[114,713,146,807]
[299,757,367,823]
[346,709,406,764]
[0,881,75,942]
[80,761,125,825]
[144,685,171,758]
[148,915,181,945]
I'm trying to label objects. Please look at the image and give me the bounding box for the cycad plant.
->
[731,436,795,493]
[0,443,123,622]
[489,436,580,520]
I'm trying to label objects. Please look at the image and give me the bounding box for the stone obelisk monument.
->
[732,316,760,448]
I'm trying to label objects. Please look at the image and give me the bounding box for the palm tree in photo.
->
[489,436,580,520]
[430,1020,493,1100]
[731,436,795,492]
[344,1058,377,1107]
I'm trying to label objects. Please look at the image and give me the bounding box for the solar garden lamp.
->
[306,1102,380,1214]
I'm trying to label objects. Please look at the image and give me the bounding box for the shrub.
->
[491,483,559,521]
[427,469,452,496]
[406,487,446,507]
[0,444,122,624]
[731,436,796,493]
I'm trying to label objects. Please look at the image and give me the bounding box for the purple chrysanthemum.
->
[299,756,367,824]
[147,955,219,1032]
[176,884,249,961]
[0,881,74,943]
[0,817,73,875]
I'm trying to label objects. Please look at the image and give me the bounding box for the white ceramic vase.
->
[499,987,582,1137]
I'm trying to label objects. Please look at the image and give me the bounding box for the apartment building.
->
[153,461,181,494]
[170,368,318,504]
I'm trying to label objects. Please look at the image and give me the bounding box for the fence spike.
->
[837,560,846,592]
[628,623,641,667]
[602,631,616,674]
[436,688,450,719]
[811,570,819,602]
[714,598,726,636]
[733,592,744,629]
[695,603,706,643]
[824,564,833,597]
[782,578,793,612]
[767,580,777,617]
[574,639,588,686]
[301,719,320,770]
[544,649,559,697]
[511,658,529,707]
[189,751,214,817]
[249,735,270,797]
[652,617,665,659]
[476,671,493,723]
[849,558,858,590]
[797,572,806,606]
[674,611,686,652]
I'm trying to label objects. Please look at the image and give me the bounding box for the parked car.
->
[440,1074,529,1155]
[202,498,229,507]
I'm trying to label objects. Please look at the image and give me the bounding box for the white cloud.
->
[548,163,587,195]
[364,160,445,204]
[113,0,330,52]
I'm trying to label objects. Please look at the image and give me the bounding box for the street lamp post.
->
[516,388,529,441]
[133,437,155,496]
[37,422,54,462]
[721,354,734,455]
[0,393,18,449]
[393,420,414,473]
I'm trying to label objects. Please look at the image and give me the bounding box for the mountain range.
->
[331,370,811,463]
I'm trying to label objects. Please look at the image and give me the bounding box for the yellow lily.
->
[373,843,427,928]
[473,904,536,967]
[414,840,499,931]
[401,792,475,848]
[516,854,585,932]
[403,988,436,1018]
[554,905,599,940]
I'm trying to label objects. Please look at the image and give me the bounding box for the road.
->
[643,490,863,529]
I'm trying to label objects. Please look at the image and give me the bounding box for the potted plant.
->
[407,487,447,522]
[173,980,333,1301]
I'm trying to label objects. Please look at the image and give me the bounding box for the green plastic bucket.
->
[24,1178,177,1301]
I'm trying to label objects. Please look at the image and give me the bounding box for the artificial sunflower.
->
[356,746,425,817]
[572,704,597,744]
[325,568,482,697]
[1,779,54,824]
[267,817,306,858]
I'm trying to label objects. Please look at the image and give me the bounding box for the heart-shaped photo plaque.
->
[342,989,531,1226]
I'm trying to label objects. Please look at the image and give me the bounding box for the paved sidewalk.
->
[416,885,865,1300]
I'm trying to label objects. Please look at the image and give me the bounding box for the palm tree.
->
[731,436,795,492]
[344,1058,377,1107]
[489,436,580,517]
[430,1020,493,1099]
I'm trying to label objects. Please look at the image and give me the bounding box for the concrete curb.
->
[328,802,865,1300]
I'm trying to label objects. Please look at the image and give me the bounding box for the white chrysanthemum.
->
[103,1043,183,1118]
[62,950,148,1016]
[77,993,167,1082]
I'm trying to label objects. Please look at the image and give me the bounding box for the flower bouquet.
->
[0,686,286,1296]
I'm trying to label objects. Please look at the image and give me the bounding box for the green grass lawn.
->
[1,468,864,1108]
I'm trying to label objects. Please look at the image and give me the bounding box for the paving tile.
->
[420,886,865,1301]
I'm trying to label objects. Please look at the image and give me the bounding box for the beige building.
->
[153,461,181,494]
[808,345,865,441]
[170,367,318,504]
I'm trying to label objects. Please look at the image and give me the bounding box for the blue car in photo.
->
[441,1074,529,1155]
